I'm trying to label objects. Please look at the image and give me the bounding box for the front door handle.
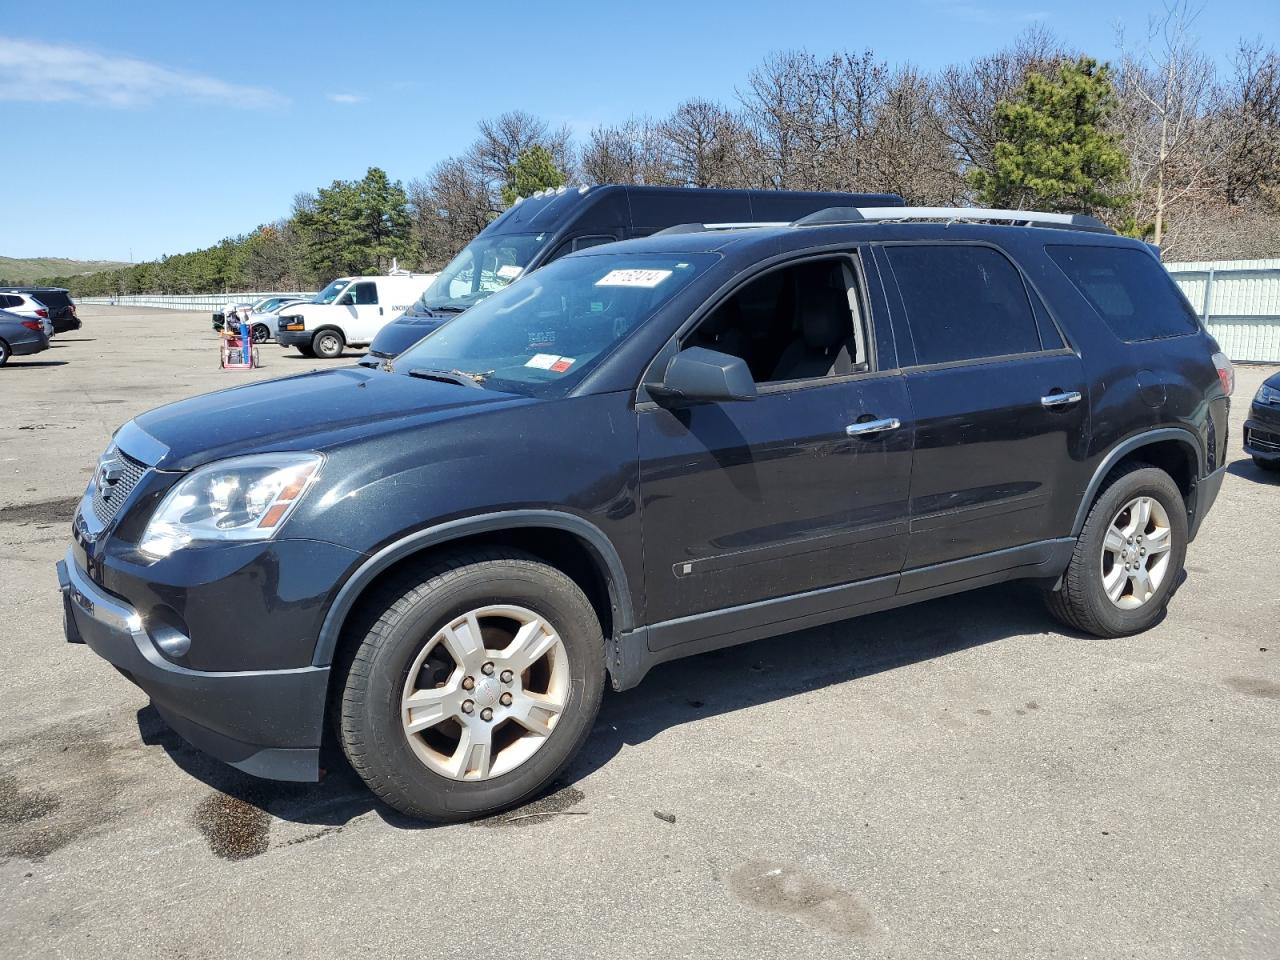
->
[845,417,901,437]
[1041,390,1082,408]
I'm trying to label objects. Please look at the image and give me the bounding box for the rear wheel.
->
[337,550,605,821]
[251,323,270,344]
[312,329,344,359]
[1046,463,1187,637]
[0,339,9,366]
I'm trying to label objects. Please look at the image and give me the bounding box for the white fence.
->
[77,292,314,312]
[1166,258,1280,363]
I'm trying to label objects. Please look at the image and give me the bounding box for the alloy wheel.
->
[1100,495,1173,609]
[400,605,569,781]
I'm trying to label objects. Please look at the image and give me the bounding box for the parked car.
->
[277,274,437,358]
[366,184,905,362]
[0,291,54,336]
[212,296,310,342]
[0,308,51,365]
[0,286,80,334]
[1243,370,1280,471]
[59,206,1232,822]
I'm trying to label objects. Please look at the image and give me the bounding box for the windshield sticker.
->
[595,269,672,288]
[525,354,576,373]
[496,264,523,280]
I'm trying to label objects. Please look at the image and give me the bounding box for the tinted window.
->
[346,282,378,305]
[34,290,71,309]
[1046,245,1199,341]
[0,295,17,308]
[887,245,1041,364]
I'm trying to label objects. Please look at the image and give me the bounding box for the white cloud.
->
[327,93,366,104]
[0,38,288,109]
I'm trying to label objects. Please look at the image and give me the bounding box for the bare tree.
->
[470,110,574,198]
[661,99,748,187]
[408,158,494,268]
[1213,42,1280,206]
[1115,2,1218,248]
[867,68,965,204]
[581,117,674,185]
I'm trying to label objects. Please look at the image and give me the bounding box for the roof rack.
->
[652,221,791,236]
[794,206,1113,234]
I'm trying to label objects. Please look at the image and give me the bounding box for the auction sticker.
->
[595,269,672,288]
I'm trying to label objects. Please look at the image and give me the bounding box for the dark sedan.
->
[0,308,51,365]
[1243,370,1280,471]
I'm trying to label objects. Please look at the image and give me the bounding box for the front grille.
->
[1248,428,1280,453]
[90,451,148,525]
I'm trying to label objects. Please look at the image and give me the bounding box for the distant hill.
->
[0,256,129,285]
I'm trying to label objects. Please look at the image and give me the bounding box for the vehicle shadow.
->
[1226,457,1280,484]
[280,353,365,361]
[136,580,1067,832]
[2,360,68,368]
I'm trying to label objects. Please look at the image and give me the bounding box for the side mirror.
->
[650,346,757,404]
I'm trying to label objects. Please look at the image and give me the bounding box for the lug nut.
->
[482,662,495,676]
[480,707,494,721]
[500,692,513,706]
[462,677,475,690]
[500,669,514,683]
[461,700,474,714]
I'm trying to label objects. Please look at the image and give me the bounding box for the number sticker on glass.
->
[595,269,672,288]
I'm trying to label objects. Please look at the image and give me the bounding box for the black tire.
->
[1254,456,1280,473]
[1045,462,1188,637]
[296,344,316,358]
[251,323,270,344]
[336,549,605,822]
[0,339,9,366]
[312,329,344,359]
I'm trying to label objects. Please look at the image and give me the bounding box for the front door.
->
[341,280,383,342]
[637,253,914,642]
[876,242,1089,572]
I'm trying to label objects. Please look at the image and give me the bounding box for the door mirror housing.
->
[650,347,757,404]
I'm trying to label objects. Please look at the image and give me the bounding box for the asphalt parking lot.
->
[2,305,1278,959]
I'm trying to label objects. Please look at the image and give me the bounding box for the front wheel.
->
[336,550,605,821]
[0,339,10,366]
[312,329,344,359]
[251,323,270,344]
[1045,463,1188,637]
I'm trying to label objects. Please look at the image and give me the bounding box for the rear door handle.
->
[1041,390,1082,408]
[845,417,901,437]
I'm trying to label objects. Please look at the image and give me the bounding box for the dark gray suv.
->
[59,207,1232,821]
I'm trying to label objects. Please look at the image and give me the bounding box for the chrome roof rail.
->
[653,221,791,236]
[794,206,1114,234]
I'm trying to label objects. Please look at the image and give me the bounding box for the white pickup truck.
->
[276,273,436,358]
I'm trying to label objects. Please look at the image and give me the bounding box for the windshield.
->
[414,233,543,313]
[313,279,351,304]
[395,252,716,398]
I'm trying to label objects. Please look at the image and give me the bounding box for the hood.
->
[366,314,449,358]
[129,366,531,470]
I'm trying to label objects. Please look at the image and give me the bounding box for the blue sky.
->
[2,0,1273,262]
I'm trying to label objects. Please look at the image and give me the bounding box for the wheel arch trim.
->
[311,509,634,666]
[1071,427,1205,537]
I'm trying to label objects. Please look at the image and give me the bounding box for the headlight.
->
[1257,383,1280,406]
[139,452,322,558]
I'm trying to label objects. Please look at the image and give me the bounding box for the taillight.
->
[21,320,42,332]
[1211,351,1234,397]
[35,308,48,318]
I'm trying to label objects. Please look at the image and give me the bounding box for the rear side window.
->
[34,290,71,309]
[0,295,17,308]
[346,282,378,305]
[886,245,1041,365]
[1046,245,1199,341]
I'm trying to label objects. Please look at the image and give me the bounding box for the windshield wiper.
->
[423,304,467,314]
[406,367,490,389]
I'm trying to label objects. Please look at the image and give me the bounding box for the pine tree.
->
[971,57,1128,213]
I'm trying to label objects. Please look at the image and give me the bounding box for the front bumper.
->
[276,328,311,348]
[1244,405,1280,463]
[57,549,329,781]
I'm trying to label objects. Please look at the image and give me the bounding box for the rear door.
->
[876,242,1088,575]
